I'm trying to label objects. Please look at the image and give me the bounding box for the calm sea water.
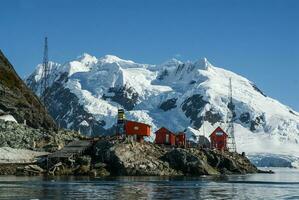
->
[0,168,298,200]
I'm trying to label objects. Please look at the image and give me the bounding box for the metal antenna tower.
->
[41,37,49,103]
[226,78,237,152]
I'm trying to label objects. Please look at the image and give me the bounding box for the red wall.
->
[210,127,228,151]
[176,132,186,147]
[125,120,151,137]
[155,127,176,146]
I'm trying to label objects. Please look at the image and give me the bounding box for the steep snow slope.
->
[26,54,299,162]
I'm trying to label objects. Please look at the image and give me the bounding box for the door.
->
[165,134,169,144]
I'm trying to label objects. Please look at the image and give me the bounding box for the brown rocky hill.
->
[0,50,56,130]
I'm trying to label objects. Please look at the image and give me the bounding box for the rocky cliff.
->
[0,50,56,130]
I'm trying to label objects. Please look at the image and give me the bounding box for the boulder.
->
[94,140,181,176]
[94,162,107,169]
[76,156,91,166]
[203,149,258,174]
[162,148,219,175]
[75,165,90,175]
[89,168,110,177]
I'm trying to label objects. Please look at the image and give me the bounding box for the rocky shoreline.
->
[0,120,82,151]
[0,137,273,177]
[92,138,270,176]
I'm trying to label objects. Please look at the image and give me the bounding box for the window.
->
[216,131,224,136]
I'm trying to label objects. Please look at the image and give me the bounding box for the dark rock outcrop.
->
[157,69,169,80]
[159,98,177,111]
[0,50,56,130]
[203,149,258,174]
[94,140,180,176]
[162,148,219,175]
[250,114,265,131]
[181,94,208,128]
[204,110,222,125]
[239,112,250,124]
[44,73,107,136]
[250,83,267,97]
[103,85,139,110]
[93,139,259,176]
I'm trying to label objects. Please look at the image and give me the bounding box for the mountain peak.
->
[194,57,212,69]
[77,53,97,64]
[100,55,134,64]
[162,58,183,67]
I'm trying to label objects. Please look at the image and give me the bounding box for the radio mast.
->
[227,78,237,152]
[41,37,49,103]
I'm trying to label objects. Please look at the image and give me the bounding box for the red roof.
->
[209,126,228,137]
[155,127,176,146]
[155,127,174,135]
[125,120,151,136]
[209,126,228,151]
[126,120,151,128]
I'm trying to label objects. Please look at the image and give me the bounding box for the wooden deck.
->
[48,140,93,159]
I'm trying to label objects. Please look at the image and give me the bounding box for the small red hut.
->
[209,127,228,151]
[125,120,151,142]
[155,127,176,146]
[176,132,186,147]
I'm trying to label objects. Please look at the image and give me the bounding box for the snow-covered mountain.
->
[25,53,299,164]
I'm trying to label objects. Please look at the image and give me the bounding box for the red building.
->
[209,127,228,151]
[176,132,186,147]
[125,120,151,142]
[155,127,176,146]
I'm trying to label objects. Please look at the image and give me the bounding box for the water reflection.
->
[0,168,298,199]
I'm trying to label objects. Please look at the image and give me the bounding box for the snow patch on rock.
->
[0,115,17,123]
[0,147,49,163]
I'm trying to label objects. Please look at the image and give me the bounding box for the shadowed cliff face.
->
[0,50,57,130]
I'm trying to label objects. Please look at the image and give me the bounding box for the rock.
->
[181,94,208,128]
[159,98,177,111]
[89,169,97,177]
[76,156,91,166]
[94,162,107,169]
[0,163,21,175]
[93,139,258,176]
[24,165,44,175]
[204,150,258,174]
[162,148,219,175]
[48,162,76,176]
[89,168,110,177]
[15,164,45,176]
[75,165,90,175]
[0,120,80,152]
[0,137,258,177]
[0,50,57,130]
[258,169,275,174]
[94,140,181,176]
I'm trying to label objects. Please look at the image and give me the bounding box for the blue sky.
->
[1,0,299,110]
